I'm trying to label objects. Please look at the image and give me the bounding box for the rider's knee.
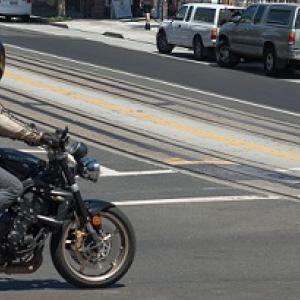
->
[7,179,23,197]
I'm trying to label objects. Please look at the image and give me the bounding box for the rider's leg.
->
[0,166,23,212]
[0,167,22,263]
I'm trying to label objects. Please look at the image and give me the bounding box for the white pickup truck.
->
[156,3,244,60]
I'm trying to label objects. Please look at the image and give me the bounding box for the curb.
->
[50,22,69,29]
[102,32,124,39]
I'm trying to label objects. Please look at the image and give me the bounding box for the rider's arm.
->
[0,106,42,145]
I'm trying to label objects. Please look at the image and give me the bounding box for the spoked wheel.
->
[50,207,135,288]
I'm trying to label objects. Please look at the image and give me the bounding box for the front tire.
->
[50,207,135,288]
[22,15,30,22]
[156,31,174,54]
[216,40,240,68]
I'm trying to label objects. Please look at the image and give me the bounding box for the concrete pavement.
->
[50,18,160,45]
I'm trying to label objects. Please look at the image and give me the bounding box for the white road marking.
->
[155,52,212,65]
[113,195,282,206]
[275,167,300,173]
[18,148,175,177]
[18,149,46,153]
[284,79,300,84]
[100,166,119,176]
[6,44,300,119]
[101,167,175,177]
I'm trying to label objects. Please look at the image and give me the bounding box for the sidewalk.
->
[50,18,161,45]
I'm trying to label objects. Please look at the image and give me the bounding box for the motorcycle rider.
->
[0,44,56,214]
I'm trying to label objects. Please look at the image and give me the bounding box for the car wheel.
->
[5,16,11,22]
[193,36,204,61]
[22,15,30,22]
[263,46,286,76]
[216,40,239,68]
[156,31,174,54]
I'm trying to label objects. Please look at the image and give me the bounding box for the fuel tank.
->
[0,148,46,181]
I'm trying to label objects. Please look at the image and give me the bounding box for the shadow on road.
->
[0,277,124,290]
[165,50,300,79]
[169,51,217,63]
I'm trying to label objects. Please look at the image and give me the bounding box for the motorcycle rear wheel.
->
[50,206,135,288]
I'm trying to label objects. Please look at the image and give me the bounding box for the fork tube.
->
[60,159,90,222]
[59,155,100,243]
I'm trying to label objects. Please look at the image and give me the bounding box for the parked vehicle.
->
[0,127,135,288]
[0,0,31,22]
[216,3,300,76]
[156,3,244,60]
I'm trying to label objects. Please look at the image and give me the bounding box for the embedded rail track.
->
[5,45,300,199]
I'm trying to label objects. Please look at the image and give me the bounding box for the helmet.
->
[0,42,5,81]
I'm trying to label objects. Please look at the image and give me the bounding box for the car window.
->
[218,9,243,26]
[185,6,194,22]
[175,6,188,21]
[241,5,257,23]
[295,10,300,29]
[266,9,291,25]
[254,6,266,24]
[194,8,216,24]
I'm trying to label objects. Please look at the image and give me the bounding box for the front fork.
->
[60,159,100,243]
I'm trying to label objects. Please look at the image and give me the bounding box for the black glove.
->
[40,132,61,149]
[24,138,42,147]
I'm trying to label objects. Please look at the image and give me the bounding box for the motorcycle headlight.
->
[79,157,100,182]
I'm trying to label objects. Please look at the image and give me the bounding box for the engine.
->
[3,190,49,259]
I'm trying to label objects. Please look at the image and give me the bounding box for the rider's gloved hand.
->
[40,132,61,148]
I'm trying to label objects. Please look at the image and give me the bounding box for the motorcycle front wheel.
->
[50,206,135,288]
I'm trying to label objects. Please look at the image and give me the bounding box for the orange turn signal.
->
[91,214,102,226]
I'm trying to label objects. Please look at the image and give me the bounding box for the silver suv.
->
[216,3,300,76]
[156,4,243,60]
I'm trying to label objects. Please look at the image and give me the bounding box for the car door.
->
[191,7,216,47]
[177,5,194,47]
[230,5,258,55]
[168,5,188,44]
[249,5,267,57]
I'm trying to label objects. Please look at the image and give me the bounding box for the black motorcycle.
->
[0,127,135,288]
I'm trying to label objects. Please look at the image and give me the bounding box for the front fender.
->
[84,199,115,214]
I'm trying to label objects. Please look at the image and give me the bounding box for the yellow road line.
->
[6,69,300,162]
[165,158,236,165]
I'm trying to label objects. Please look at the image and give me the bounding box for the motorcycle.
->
[0,127,135,288]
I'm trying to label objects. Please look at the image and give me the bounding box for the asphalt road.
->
[1,25,300,300]
[0,27,300,113]
[1,140,298,300]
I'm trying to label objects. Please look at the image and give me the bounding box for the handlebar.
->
[42,126,69,150]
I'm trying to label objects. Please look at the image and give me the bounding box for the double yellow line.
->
[6,69,300,162]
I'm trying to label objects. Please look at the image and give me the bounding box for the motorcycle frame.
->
[23,148,114,239]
